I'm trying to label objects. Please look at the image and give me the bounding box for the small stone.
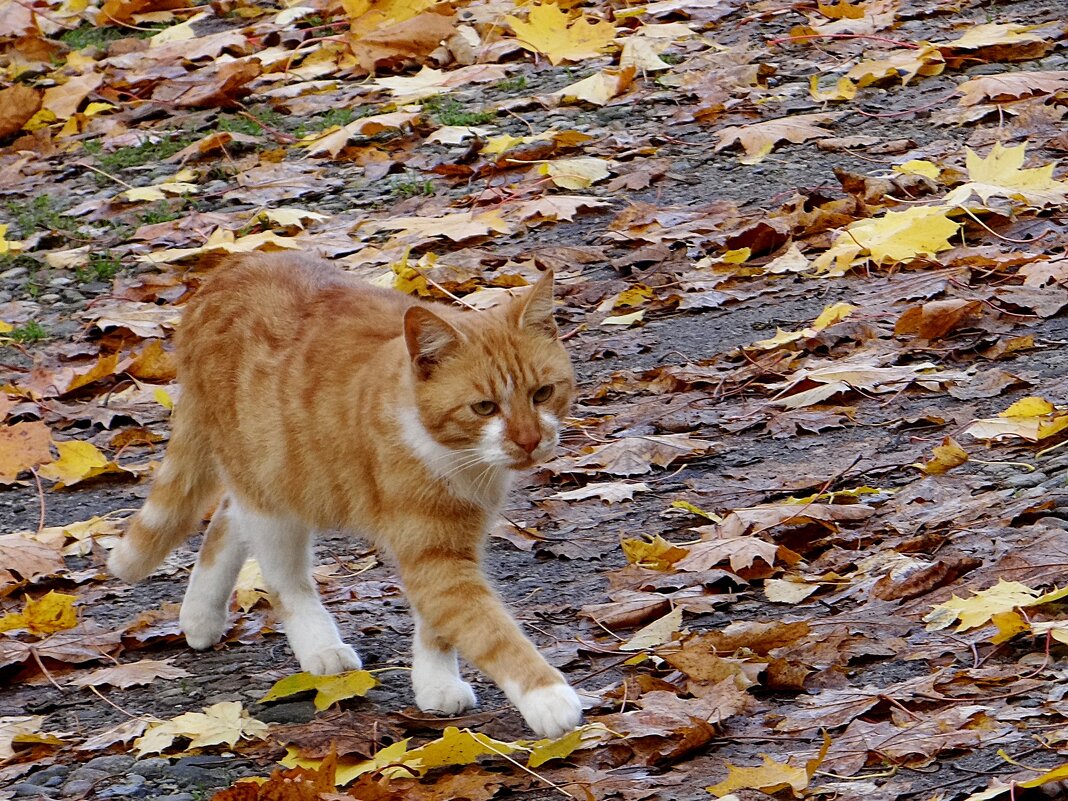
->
[0,266,28,279]
[255,699,317,724]
[1004,471,1048,489]
[38,292,61,303]
[62,289,86,303]
[12,782,56,797]
[97,773,145,798]
[130,757,170,779]
[85,754,136,772]
[156,795,195,801]
[61,779,97,796]
[49,276,73,286]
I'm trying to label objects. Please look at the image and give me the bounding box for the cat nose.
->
[513,432,541,454]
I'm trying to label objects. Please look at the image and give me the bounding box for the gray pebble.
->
[37,293,61,303]
[167,765,229,783]
[12,782,57,797]
[1003,471,1048,489]
[62,289,86,303]
[255,699,317,724]
[85,755,136,772]
[34,765,69,779]
[129,757,170,779]
[0,266,28,279]
[155,795,195,801]
[62,779,97,796]
[48,276,72,286]
[97,773,145,798]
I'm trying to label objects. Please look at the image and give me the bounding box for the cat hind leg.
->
[180,496,246,650]
[232,499,361,675]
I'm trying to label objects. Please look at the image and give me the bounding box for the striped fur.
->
[107,252,582,737]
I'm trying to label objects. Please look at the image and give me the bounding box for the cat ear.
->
[404,306,462,378]
[516,270,558,336]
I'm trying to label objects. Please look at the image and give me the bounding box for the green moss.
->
[84,134,197,173]
[75,251,122,283]
[5,196,76,238]
[7,320,47,344]
[495,76,528,92]
[420,96,494,127]
[390,178,435,198]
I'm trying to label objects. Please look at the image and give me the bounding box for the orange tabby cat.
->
[108,252,582,738]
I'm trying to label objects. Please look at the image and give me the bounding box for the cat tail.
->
[108,407,221,583]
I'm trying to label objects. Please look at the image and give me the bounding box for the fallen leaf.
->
[135,701,270,756]
[36,440,131,487]
[506,3,616,66]
[0,421,54,483]
[260,670,378,711]
[714,113,841,165]
[0,590,78,635]
[551,481,651,503]
[68,659,192,689]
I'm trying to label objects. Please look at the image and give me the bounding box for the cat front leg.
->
[397,543,582,738]
[412,613,478,715]
[231,499,361,675]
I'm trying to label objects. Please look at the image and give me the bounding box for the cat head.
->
[403,271,574,471]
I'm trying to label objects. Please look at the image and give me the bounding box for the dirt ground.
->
[3,0,1068,799]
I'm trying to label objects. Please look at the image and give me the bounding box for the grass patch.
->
[60,22,167,50]
[216,107,287,136]
[75,252,122,283]
[420,96,494,127]
[6,320,47,344]
[495,76,528,92]
[138,203,183,225]
[5,196,76,238]
[390,178,435,198]
[83,134,197,173]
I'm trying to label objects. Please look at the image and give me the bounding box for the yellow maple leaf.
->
[815,205,959,273]
[554,67,635,105]
[945,142,1068,208]
[916,436,969,475]
[964,395,1068,442]
[0,591,78,636]
[506,3,616,66]
[707,753,810,797]
[135,701,269,756]
[620,606,683,651]
[233,559,270,612]
[924,579,1042,631]
[0,224,23,257]
[621,534,688,570]
[527,723,613,767]
[260,669,377,711]
[539,157,612,190]
[0,716,65,761]
[752,301,856,349]
[845,45,944,87]
[37,440,130,488]
[894,159,941,179]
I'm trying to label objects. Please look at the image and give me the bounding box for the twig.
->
[86,685,156,721]
[856,89,960,118]
[72,161,135,190]
[30,647,65,692]
[29,466,45,534]
[768,33,920,49]
[478,737,576,799]
[955,204,1051,244]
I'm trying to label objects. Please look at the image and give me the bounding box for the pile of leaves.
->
[2,0,1068,798]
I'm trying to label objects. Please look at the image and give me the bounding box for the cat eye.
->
[532,385,554,403]
[472,400,498,416]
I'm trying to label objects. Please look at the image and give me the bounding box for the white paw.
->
[516,683,583,739]
[180,604,229,650]
[415,678,478,716]
[107,539,153,583]
[299,644,363,675]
